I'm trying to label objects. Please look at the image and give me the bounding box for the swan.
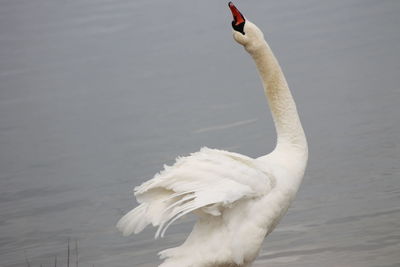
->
[117,2,308,266]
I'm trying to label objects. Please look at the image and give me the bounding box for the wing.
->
[117,147,274,238]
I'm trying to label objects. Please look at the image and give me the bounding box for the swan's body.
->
[117,3,308,267]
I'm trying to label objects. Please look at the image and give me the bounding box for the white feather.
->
[117,148,273,238]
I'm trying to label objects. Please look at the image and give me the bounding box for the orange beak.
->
[229,2,245,26]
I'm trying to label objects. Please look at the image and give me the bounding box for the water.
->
[1,0,399,266]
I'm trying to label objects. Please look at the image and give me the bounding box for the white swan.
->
[117,2,308,266]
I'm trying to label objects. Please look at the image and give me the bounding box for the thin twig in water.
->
[75,239,79,267]
[54,255,57,267]
[67,238,70,267]
[24,250,31,267]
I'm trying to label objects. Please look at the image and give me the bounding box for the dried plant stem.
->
[67,238,70,267]
[75,239,79,267]
[24,250,31,267]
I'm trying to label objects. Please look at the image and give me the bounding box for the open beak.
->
[229,2,245,34]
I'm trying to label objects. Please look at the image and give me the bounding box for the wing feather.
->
[117,147,273,238]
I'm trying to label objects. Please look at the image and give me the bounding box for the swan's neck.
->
[250,40,307,155]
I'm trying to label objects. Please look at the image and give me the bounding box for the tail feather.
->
[116,203,149,236]
[117,189,220,239]
[158,203,198,238]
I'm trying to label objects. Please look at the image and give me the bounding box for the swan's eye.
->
[229,2,246,35]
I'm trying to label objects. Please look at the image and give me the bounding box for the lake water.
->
[1,0,399,266]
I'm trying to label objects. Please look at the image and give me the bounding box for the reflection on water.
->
[1,0,400,266]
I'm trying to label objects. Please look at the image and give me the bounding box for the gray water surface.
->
[1,0,400,266]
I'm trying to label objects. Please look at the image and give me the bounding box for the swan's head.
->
[229,2,265,52]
